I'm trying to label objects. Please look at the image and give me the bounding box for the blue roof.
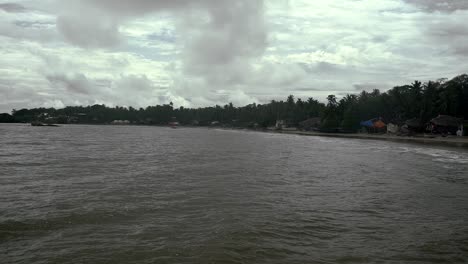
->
[360,120,374,127]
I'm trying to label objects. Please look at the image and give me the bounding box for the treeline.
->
[5,97,324,127]
[323,74,468,130]
[2,74,468,129]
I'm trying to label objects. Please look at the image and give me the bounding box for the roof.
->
[373,120,386,128]
[405,118,423,128]
[430,115,462,127]
[299,117,321,127]
[360,118,386,128]
[360,120,374,127]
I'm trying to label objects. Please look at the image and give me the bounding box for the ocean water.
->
[1,123,468,264]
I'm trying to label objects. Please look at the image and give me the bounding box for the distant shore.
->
[265,129,468,148]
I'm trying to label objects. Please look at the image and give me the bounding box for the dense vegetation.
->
[2,74,468,130]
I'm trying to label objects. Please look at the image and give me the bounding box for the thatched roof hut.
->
[430,115,463,135]
[430,115,462,128]
[299,117,321,130]
[405,118,423,129]
[360,118,386,128]
[404,118,427,133]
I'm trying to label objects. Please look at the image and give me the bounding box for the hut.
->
[387,123,399,134]
[405,118,424,133]
[275,120,285,130]
[299,117,321,131]
[430,115,463,135]
[360,118,386,133]
[111,120,130,125]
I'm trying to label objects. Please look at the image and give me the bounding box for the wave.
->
[396,147,468,164]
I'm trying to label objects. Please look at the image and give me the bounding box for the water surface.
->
[1,124,468,263]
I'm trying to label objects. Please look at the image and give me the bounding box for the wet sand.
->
[273,130,468,148]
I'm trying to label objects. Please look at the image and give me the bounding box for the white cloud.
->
[0,0,468,112]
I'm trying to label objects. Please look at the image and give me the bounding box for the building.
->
[430,115,463,135]
[299,117,321,131]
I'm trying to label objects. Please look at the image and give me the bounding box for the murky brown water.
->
[1,124,468,263]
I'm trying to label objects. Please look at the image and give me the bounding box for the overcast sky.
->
[1,0,468,112]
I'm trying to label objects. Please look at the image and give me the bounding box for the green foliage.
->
[0,113,15,123]
[3,74,467,128]
[4,97,325,127]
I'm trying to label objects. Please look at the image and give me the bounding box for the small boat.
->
[169,117,179,128]
[31,121,59,127]
[31,121,45,126]
[169,122,179,129]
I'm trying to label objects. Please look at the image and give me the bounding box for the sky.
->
[1,0,468,112]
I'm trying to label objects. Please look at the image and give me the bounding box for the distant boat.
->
[168,122,179,129]
[31,121,59,127]
[169,117,179,128]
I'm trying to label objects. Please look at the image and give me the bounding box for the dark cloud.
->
[0,3,26,12]
[0,23,57,43]
[353,83,389,91]
[430,21,468,55]
[3,0,468,112]
[182,1,266,71]
[416,10,468,57]
[292,87,325,92]
[300,62,354,76]
[82,0,202,15]
[56,15,121,48]
[404,0,468,12]
[56,0,266,89]
[0,3,57,42]
[46,73,93,94]
[14,20,55,28]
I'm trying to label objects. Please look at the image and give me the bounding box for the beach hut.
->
[111,120,130,125]
[430,115,463,135]
[387,123,399,134]
[275,120,284,130]
[373,120,386,129]
[360,118,386,133]
[360,119,374,128]
[299,117,321,131]
[405,118,425,133]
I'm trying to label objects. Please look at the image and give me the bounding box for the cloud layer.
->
[1,0,468,112]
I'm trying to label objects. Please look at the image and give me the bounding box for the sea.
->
[1,123,468,263]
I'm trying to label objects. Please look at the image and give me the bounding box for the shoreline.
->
[3,122,468,148]
[267,129,468,148]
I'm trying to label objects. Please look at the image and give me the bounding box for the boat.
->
[169,121,179,129]
[31,121,59,127]
[169,117,179,128]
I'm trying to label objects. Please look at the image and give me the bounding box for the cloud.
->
[44,70,188,108]
[403,0,468,12]
[423,11,468,56]
[57,15,122,48]
[46,73,93,94]
[353,83,391,92]
[2,0,468,113]
[0,2,26,13]
[181,1,266,66]
[0,3,57,42]
[55,0,267,92]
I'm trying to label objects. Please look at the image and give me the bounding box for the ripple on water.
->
[1,124,468,263]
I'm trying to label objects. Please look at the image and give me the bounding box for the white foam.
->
[397,146,468,164]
